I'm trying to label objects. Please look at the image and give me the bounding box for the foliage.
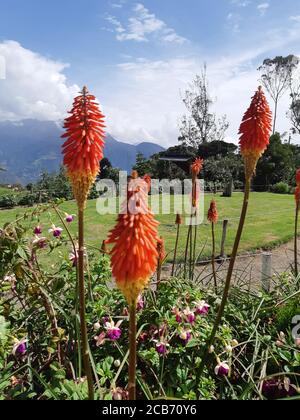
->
[179,66,229,146]
[258,55,299,132]
[0,195,18,209]
[0,206,299,400]
[271,182,290,195]
[254,133,300,191]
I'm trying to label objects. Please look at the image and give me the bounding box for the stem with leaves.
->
[78,209,94,400]
[128,303,137,400]
[171,224,180,277]
[295,205,299,277]
[211,222,218,294]
[196,178,251,392]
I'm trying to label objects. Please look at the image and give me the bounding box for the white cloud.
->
[290,15,300,23]
[230,0,251,7]
[0,40,79,121]
[101,24,300,146]
[106,3,188,44]
[257,2,270,17]
[226,12,242,33]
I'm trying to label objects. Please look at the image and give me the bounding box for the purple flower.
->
[194,300,210,316]
[69,251,78,267]
[94,332,106,347]
[33,235,47,249]
[179,330,192,345]
[105,321,122,341]
[33,225,42,235]
[65,213,76,223]
[12,339,27,356]
[155,341,169,355]
[49,225,63,238]
[262,378,297,400]
[183,308,196,324]
[172,308,182,323]
[215,362,230,377]
[136,295,144,312]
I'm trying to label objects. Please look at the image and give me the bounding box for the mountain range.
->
[0,120,164,184]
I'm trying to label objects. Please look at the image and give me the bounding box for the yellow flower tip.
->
[242,149,262,180]
[68,171,95,210]
[116,277,149,306]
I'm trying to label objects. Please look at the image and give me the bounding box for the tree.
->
[258,55,299,134]
[254,133,299,190]
[133,153,152,176]
[179,66,229,146]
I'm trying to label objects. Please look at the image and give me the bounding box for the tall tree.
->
[179,66,229,146]
[258,55,299,134]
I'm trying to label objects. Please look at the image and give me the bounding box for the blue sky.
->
[1,0,300,145]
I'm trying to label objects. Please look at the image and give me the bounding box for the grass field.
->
[0,192,295,262]
[0,187,15,197]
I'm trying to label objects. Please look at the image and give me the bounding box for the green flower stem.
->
[295,204,299,277]
[128,303,137,400]
[78,209,94,400]
[196,178,251,394]
[211,222,218,294]
[171,224,180,277]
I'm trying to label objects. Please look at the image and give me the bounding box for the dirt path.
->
[161,238,298,291]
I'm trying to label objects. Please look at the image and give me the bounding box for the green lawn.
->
[0,192,295,262]
[0,187,15,197]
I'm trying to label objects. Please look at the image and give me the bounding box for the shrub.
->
[271,182,290,194]
[0,195,18,208]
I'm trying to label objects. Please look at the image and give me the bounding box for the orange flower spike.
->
[239,86,272,180]
[175,213,183,225]
[157,237,166,264]
[62,86,106,210]
[296,169,300,187]
[208,200,219,224]
[191,158,204,181]
[107,174,159,305]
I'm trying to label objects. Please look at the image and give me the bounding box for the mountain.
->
[0,120,165,184]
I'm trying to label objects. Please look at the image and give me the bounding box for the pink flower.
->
[179,330,192,345]
[215,362,230,377]
[33,225,42,235]
[155,341,169,355]
[94,332,106,347]
[194,300,210,316]
[172,307,182,323]
[32,235,47,249]
[105,320,122,341]
[183,308,196,324]
[136,295,144,312]
[48,225,63,238]
[65,213,76,223]
[12,339,27,356]
[69,251,78,267]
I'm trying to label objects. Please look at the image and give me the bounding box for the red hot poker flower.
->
[191,158,204,180]
[157,237,166,264]
[239,87,272,180]
[61,86,105,209]
[208,200,218,224]
[107,173,159,305]
[175,213,183,225]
